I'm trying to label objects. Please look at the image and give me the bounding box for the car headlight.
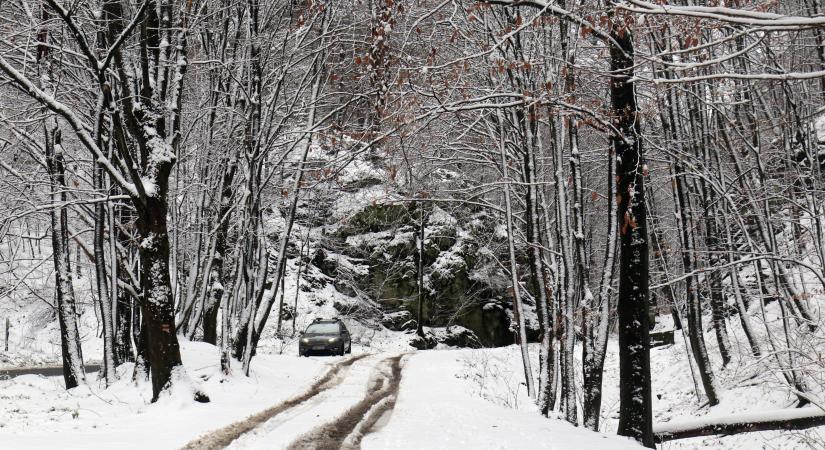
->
[301,338,309,343]
[328,337,338,343]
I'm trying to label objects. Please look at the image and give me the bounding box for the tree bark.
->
[45,119,87,390]
[136,193,186,401]
[611,19,654,447]
[582,142,618,431]
[496,108,536,399]
[673,162,720,406]
[93,162,117,384]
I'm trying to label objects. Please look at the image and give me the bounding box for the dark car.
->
[298,319,352,356]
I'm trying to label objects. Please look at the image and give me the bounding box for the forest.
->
[1,1,825,449]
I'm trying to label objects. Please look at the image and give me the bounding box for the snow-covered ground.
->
[445,306,825,450]
[0,341,644,449]
[362,349,641,450]
[2,308,824,449]
[0,340,328,449]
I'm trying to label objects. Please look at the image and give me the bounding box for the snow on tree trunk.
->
[524,113,553,414]
[611,21,654,448]
[137,194,187,401]
[203,157,236,345]
[673,161,720,406]
[583,140,618,431]
[93,162,117,385]
[497,108,536,399]
[654,408,825,442]
[552,117,577,424]
[45,119,87,390]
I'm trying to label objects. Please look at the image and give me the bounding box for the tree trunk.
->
[93,162,117,384]
[133,313,150,382]
[673,162,720,406]
[416,203,426,337]
[582,140,618,431]
[203,156,237,345]
[114,204,135,365]
[551,115,577,423]
[521,103,552,414]
[136,194,186,401]
[538,185,559,413]
[496,108,535,399]
[45,120,87,390]
[611,20,654,447]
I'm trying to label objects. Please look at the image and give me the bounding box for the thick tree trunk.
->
[521,104,552,414]
[133,314,150,382]
[538,185,559,412]
[136,194,187,401]
[611,23,654,448]
[201,257,224,345]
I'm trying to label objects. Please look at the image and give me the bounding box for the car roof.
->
[312,318,341,323]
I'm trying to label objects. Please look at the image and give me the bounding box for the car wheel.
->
[346,342,352,354]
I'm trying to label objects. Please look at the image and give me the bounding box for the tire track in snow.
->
[180,353,369,450]
[285,354,406,450]
[226,353,388,449]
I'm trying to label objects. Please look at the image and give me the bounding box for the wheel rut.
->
[180,353,369,450]
[285,354,406,450]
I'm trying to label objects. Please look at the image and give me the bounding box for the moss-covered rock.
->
[343,203,409,236]
[328,202,516,347]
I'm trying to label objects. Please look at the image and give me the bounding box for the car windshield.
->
[305,323,339,335]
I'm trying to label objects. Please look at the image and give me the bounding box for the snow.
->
[813,115,825,145]
[331,184,397,221]
[3,115,823,450]
[361,349,642,450]
[653,407,825,435]
[0,340,327,449]
[226,354,382,449]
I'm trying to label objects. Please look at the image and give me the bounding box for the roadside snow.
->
[654,406,825,434]
[361,348,642,450]
[0,340,327,449]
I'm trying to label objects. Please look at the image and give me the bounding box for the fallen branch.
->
[654,407,825,442]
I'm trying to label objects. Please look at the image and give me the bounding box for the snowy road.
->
[182,353,406,450]
[180,349,642,450]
